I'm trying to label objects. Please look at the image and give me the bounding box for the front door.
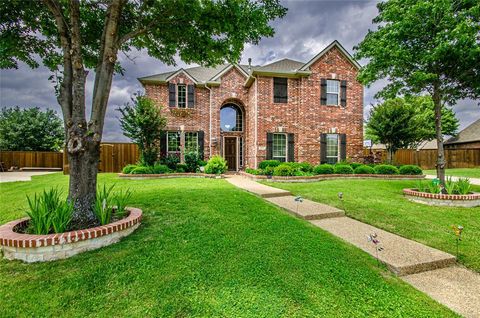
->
[224,137,237,171]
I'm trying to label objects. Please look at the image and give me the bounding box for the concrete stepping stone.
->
[402,266,480,318]
[266,196,344,220]
[226,176,291,198]
[311,217,456,276]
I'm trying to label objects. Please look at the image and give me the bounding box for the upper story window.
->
[326,133,339,164]
[272,133,287,162]
[220,104,243,132]
[273,77,288,103]
[169,83,195,108]
[326,80,340,105]
[177,84,186,108]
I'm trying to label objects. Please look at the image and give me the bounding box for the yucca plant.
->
[26,193,52,235]
[51,200,74,233]
[426,180,441,194]
[456,178,471,195]
[114,189,132,219]
[94,184,115,225]
[415,180,426,192]
[444,177,457,195]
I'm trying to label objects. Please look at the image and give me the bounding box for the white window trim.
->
[326,80,340,106]
[272,133,288,162]
[326,133,340,163]
[166,131,181,156]
[176,84,187,108]
[184,132,199,154]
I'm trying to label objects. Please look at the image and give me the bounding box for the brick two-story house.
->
[139,40,363,170]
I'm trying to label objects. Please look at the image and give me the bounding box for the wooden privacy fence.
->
[63,143,139,173]
[0,151,63,169]
[364,148,480,169]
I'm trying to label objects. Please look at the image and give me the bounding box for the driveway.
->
[0,171,58,183]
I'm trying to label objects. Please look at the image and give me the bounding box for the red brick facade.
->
[143,44,364,169]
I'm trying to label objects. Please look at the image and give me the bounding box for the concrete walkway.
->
[226,175,480,318]
[425,174,480,186]
[0,171,57,183]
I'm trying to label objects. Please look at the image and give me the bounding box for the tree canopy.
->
[0,106,64,151]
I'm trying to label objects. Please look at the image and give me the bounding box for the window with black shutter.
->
[273,77,288,103]
[168,83,176,107]
[187,84,195,108]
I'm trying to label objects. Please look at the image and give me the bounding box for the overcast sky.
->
[1,0,478,142]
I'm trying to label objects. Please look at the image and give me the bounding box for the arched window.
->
[220,104,243,132]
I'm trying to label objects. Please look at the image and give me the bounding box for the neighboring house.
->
[444,118,480,149]
[139,40,364,170]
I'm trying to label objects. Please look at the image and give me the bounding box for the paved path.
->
[0,171,57,183]
[425,174,480,186]
[226,175,480,318]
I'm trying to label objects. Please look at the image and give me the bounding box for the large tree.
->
[0,106,64,151]
[355,0,480,186]
[0,0,287,228]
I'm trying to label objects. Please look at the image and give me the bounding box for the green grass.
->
[424,167,480,178]
[265,179,480,273]
[0,173,457,317]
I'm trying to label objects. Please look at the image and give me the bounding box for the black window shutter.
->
[266,133,273,160]
[340,133,347,161]
[160,131,167,158]
[187,85,195,108]
[320,133,327,163]
[340,80,347,107]
[168,83,176,107]
[197,131,204,160]
[287,133,295,162]
[320,79,327,105]
[273,77,288,103]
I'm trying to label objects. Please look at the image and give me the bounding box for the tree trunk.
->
[386,148,394,164]
[433,87,446,187]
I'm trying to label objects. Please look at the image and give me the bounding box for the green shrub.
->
[152,164,170,174]
[122,164,137,174]
[246,168,264,175]
[350,162,363,170]
[273,163,297,176]
[456,177,471,195]
[399,165,422,175]
[263,166,276,176]
[26,188,73,234]
[259,160,281,169]
[298,162,314,173]
[175,163,188,173]
[198,160,207,167]
[131,166,154,174]
[334,165,354,174]
[184,152,201,172]
[205,155,228,174]
[374,164,399,175]
[161,155,180,170]
[354,165,375,174]
[314,164,334,175]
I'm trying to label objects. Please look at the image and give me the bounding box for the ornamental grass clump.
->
[94,185,132,225]
[26,188,73,235]
[456,177,471,195]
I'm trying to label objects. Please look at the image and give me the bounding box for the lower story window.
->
[167,131,181,157]
[185,132,199,154]
[326,134,339,164]
[273,133,287,162]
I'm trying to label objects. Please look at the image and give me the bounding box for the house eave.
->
[243,70,311,87]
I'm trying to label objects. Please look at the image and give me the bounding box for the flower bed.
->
[403,189,480,207]
[240,171,425,182]
[0,207,142,263]
[118,172,224,179]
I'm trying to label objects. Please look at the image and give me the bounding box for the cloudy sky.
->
[1,0,478,142]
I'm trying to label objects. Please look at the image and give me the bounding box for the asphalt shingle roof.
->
[445,118,480,144]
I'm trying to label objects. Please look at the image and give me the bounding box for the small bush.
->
[444,177,456,194]
[314,164,334,175]
[184,152,201,173]
[161,155,180,170]
[205,155,228,174]
[349,162,363,170]
[354,165,375,174]
[122,164,137,174]
[399,165,423,175]
[131,166,154,174]
[198,160,207,167]
[334,165,354,174]
[152,164,170,174]
[175,163,188,173]
[298,162,314,173]
[456,177,471,195]
[374,164,399,175]
[246,168,264,175]
[259,160,281,170]
[263,166,276,176]
[273,163,297,176]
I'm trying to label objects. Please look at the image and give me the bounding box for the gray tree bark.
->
[432,85,446,188]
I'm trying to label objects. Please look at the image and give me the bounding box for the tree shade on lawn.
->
[265,179,480,272]
[0,174,457,317]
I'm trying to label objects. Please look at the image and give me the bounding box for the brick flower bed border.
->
[0,207,142,263]
[403,189,480,208]
[239,171,425,182]
[118,173,224,179]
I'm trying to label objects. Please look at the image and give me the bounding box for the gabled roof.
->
[138,40,360,86]
[300,40,361,70]
[445,118,480,145]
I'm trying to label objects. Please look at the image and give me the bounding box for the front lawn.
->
[424,167,480,178]
[0,173,457,317]
[265,179,480,272]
